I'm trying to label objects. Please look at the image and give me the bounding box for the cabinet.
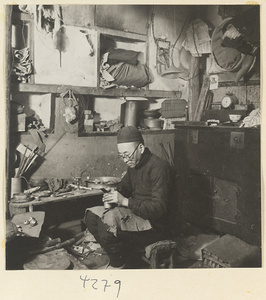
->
[174,125,261,246]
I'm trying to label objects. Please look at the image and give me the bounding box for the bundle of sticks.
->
[15,145,39,178]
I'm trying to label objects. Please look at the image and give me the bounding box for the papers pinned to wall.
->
[209,75,219,90]
[34,26,97,87]
[182,18,211,57]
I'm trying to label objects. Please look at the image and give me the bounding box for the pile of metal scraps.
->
[67,229,110,269]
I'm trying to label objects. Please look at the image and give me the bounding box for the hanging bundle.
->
[53,5,69,67]
[58,91,87,134]
[61,90,79,124]
[36,5,56,33]
[36,5,69,67]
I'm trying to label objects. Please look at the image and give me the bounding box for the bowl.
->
[229,114,242,122]
[30,178,48,189]
[144,118,163,130]
[143,109,161,119]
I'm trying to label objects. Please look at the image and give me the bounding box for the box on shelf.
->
[161,99,188,118]
[10,113,26,132]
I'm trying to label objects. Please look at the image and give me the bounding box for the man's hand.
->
[102,190,129,207]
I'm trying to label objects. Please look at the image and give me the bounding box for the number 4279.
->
[80,276,122,298]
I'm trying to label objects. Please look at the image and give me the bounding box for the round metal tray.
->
[87,176,121,185]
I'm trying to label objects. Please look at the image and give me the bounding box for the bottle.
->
[84,110,94,133]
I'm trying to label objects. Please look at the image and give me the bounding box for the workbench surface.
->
[9,189,103,216]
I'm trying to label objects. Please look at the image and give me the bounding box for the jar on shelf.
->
[84,110,94,133]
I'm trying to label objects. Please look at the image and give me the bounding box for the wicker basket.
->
[211,18,244,73]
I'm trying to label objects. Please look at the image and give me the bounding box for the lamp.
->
[161,15,190,79]
[161,40,189,79]
[161,64,188,79]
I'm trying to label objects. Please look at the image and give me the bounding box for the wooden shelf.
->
[97,26,147,42]
[78,128,174,137]
[173,123,261,131]
[11,83,181,98]
[78,131,117,137]
[218,80,260,87]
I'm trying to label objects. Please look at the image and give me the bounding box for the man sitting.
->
[84,126,175,269]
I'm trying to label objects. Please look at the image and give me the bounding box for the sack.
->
[108,49,140,65]
[110,62,151,88]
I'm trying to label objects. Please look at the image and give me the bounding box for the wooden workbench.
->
[9,189,103,216]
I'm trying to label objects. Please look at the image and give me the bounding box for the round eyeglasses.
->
[118,143,140,161]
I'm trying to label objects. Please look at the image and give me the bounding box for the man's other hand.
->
[102,190,129,207]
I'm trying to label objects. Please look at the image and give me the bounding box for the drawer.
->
[209,178,238,224]
[182,175,239,234]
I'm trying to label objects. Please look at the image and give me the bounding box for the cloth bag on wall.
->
[110,62,151,88]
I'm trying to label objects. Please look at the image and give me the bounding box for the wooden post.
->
[188,56,199,121]
[5,5,13,216]
[194,75,210,121]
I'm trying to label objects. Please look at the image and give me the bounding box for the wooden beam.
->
[188,56,200,121]
[218,80,260,87]
[96,26,147,42]
[194,75,210,121]
[11,83,182,98]
[96,30,101,88]
[5,5,13,215]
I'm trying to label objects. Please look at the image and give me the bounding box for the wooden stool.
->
[142,240,177,269]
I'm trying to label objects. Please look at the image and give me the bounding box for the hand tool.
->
[27,232,85,256]
[44,238,62,247]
